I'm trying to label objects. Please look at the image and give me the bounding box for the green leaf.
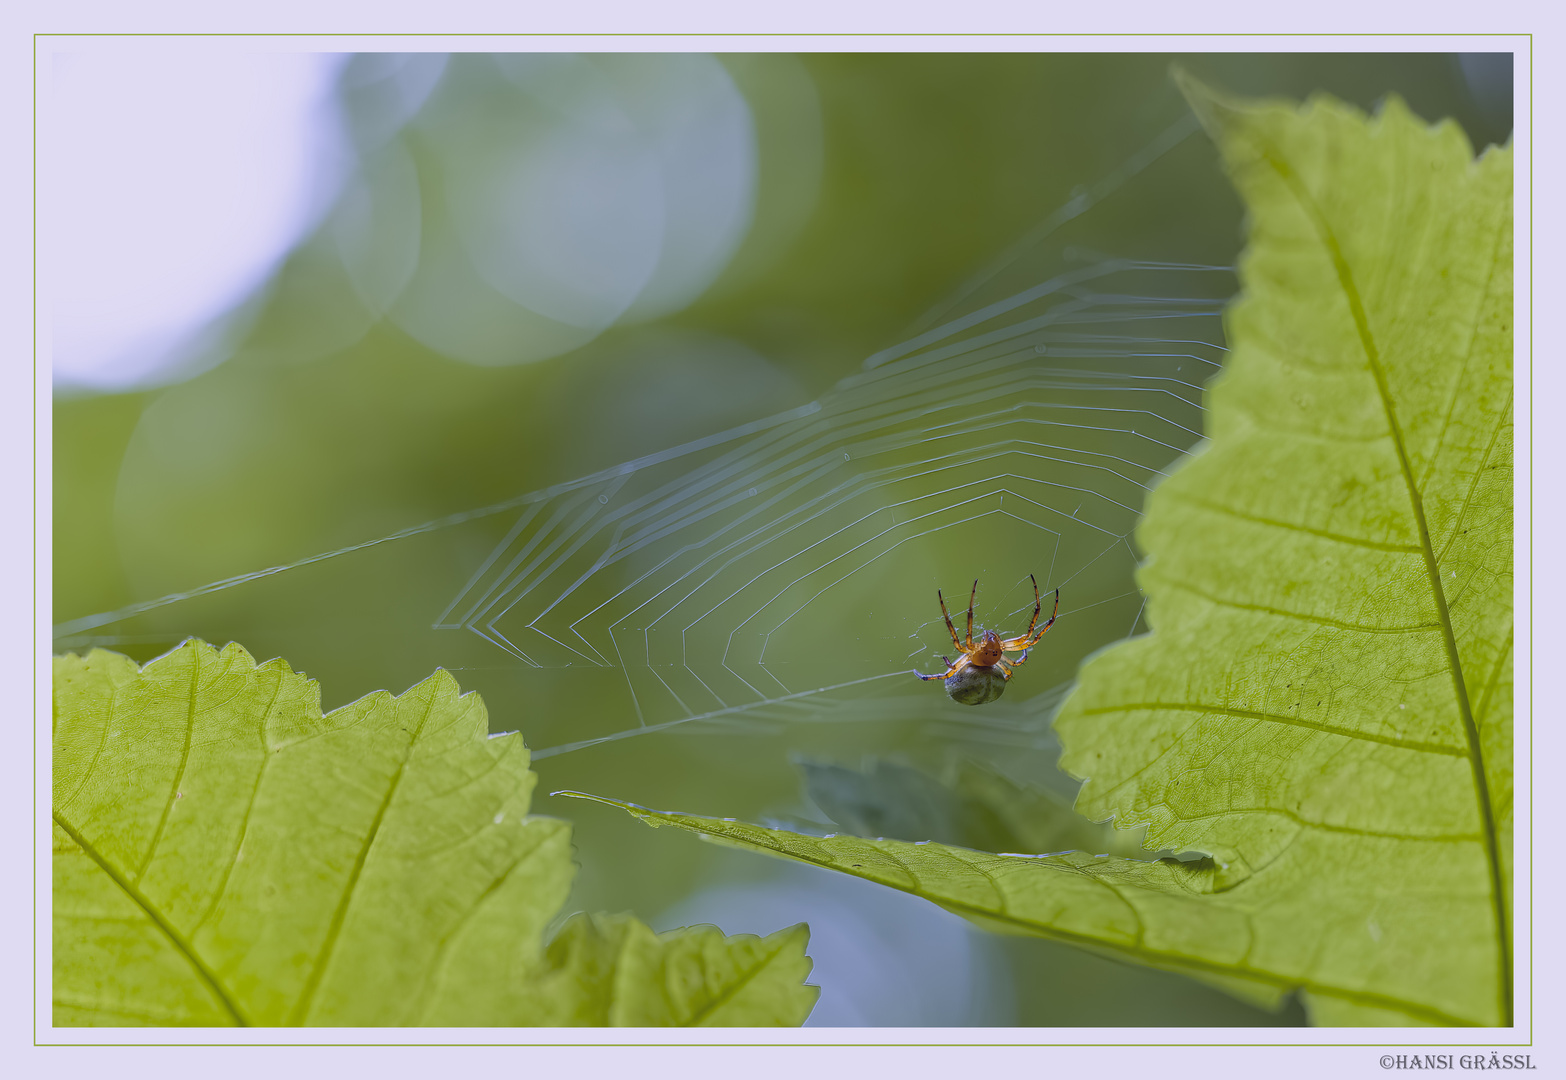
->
[53,641,819,1026]
[524,913,817,1026]
[575,77,1513,1028]
[559,792,1301,1013]
[1063,71,1512,1023]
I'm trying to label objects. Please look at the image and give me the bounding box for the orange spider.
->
[916,574,1059,685]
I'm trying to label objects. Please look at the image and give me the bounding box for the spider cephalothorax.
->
[916,575,1058,704]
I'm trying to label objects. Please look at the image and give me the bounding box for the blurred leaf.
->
[802,759,1156,858]
[950,761,1164,859]
[53,641,817,1026]
[574,76,1513,1028]
[802,759,984,846]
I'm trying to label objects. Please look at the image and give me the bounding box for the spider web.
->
[55,129,1234,767]
[430,256,1229,757]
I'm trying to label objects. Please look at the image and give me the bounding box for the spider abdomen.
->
[917,576,1057,702]
[944,664,1007,705]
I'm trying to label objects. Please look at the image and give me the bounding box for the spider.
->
[915,574,1059,686]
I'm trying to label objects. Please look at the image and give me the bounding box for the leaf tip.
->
[554,790,682,831]
[552,789,629,810]
[139,637,256,679]
[396,666,494,733]
[773,921,812,948]
[405,664,464,699]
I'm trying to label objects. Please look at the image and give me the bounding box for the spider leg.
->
[916,654,971,681]
[995,656,1015,680]
[937,590,963,650]
[1020,574,1041,639]
[1001,588,1059,652]
[965,579,978,648]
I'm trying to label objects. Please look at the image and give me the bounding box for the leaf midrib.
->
[134,647,203,884]
[190,663,287,936]
[1258,141,1511,1025]
[639,804,1476,1027]
[1083,701,1466,756]
[286,693,434,1025]
[54,810,248,1026]
[679,933,792,1026]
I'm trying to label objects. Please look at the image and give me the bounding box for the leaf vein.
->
[286,692,435,1025]
[190,663,287,936]
[1081,701,1465,755]
[1168,577,1441,635]
[1436,401,1512,569]
[1262,145,1509,1022]
[1474,629,1512,729]
[1419,200,1509,498]
[681,933,794,1027]
[1163,490,1422,553]
[135,645,207,884]
[685,813,1476,1026]
[53,811,247,1025]
[412,811,562,1025]
[1164,804,1483,843]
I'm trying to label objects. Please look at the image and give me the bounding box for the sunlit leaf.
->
[577,75,1513,1027]
[53,641,818,1026]
[521,913,817,1026]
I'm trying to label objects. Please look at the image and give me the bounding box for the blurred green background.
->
[53,51,1511,1026]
